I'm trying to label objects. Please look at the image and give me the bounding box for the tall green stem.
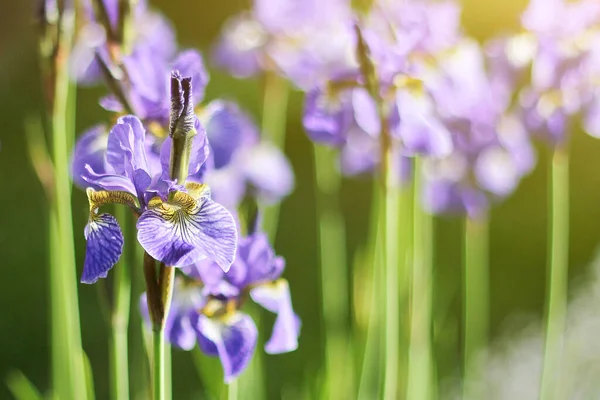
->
[407,158,433,400]
[540,147,569,400]
[357,179,382,400]
[261,71,289,239]
[227,379,239,400]
[314,145,351,398]
[49,5,88,400]
[463,214,489,396]
[153,329,166,400]
[378,118,400,400]
[110,207,131,400]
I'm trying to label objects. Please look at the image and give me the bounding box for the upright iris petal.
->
[196,313,258,383]
[136,184,237,270]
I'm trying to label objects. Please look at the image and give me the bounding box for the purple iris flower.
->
[72,74,237,284]
[422,40,535,217]
[200,100,295,209]
[141,229,300,382]
[71,0,176,85]
[507,0,600,145]
[303,81,452,179]
[101,49,209,125]
[213,0,356,89]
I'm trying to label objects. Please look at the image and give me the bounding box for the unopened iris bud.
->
[169,71,197,183]
[353,23,379,101]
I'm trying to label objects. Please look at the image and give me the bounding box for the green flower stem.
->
[313,144,351,398]
[227,379,239,400]
[463,214,489,396]
[376,109,400,400]
[540,147,569,400]
[153,328,166,400]
[110,206,131,400]
[261,71,289,240]
[164,344,172,400]
[49,5,88,399]
[357,179,382,400]
[407,158,433,400]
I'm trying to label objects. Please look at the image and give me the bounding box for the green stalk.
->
[371,93,399,400]
[463,214,489,396]
[49,5,88,399]
[49,208,68,399]
[540,147,569,400]
[110,207,131,400]
[313,145,351,398]
[261,71,289,239]
[357,179,382,400]
[153,329,166,400]
[227,380,238,400]
[381,150,400,400]
[164,345,172,400]
[407,158,433,400]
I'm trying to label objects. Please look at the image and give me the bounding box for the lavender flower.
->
[213,0,355,89]
[505,0,600,145]
[71,0,176,85]
[199,101,295,209]
[141,229,300,382]
[422,40,535,217]
[72,74,237,283]
[300,1,465,179]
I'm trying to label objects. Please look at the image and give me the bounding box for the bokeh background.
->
[2,0,600,398]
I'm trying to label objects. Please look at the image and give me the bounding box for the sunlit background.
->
[3,0,600,398]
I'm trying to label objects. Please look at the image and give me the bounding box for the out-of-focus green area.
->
[2,0,600,399]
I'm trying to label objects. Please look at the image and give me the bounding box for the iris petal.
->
[137,189,237,270]
[196,313,258,383]
[82,213,124,284]
[250,279,300,354]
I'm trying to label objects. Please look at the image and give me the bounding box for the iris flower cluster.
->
[142,223,300,382]
[214,0,541,216]
[70,0,297,380]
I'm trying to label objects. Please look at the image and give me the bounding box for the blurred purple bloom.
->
[102,49,209,124]
[141,230,300,382]
[213,0,355,88]
[200,101,295,209]
[422,40,535,217]
[71,0,176,85]
[213,13,268,79]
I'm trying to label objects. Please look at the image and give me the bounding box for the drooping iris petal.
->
[196,313,258,383]
[137,189,237,270]
[71,125,108,189]
[303,87,352,146]
[250,279,300,354]
[82,214,124,284]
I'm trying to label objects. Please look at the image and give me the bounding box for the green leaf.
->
[5,370,43,400]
